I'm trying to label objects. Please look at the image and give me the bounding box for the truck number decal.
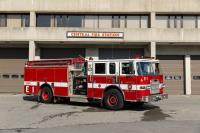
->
[25,86,29,93]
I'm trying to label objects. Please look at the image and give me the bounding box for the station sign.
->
[67,31,124,39]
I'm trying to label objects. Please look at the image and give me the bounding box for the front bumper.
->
[141,94,168,102]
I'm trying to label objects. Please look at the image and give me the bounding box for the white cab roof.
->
[87,58,159,62]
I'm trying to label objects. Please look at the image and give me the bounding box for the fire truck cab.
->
[24,57,168,110]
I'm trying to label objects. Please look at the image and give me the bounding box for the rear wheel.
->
[103,89,124,110]
[40,86,53,103]
[87,98,94,103]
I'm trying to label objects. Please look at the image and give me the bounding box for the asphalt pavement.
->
[0,94,200,133]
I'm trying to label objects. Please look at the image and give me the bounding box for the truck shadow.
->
[23,95,158,112]
[124,102,159,111]
[23,95,38,102]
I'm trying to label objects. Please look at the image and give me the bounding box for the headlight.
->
[161,84,166,88]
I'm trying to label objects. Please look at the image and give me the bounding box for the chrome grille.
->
[151,79,160,94]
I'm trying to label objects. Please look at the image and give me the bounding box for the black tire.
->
[40,86,53,103]
[103,89,124,110]
[87,98,94,103]
[87,98,95,106]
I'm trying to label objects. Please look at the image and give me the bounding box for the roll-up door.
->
[191,56,200,95]
[0,48,28,93]
[157,55,185,95]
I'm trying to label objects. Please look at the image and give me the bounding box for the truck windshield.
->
[136,62,160,75]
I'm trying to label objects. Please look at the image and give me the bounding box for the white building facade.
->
[0,0,200,95]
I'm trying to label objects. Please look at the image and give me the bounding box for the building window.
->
[112,16,120,28]
[168,16,175,28]
[156,16,168,28]
[67,15,83,27]
[98,15,112,28]
[36,14,149,28]
[0,14,29,27]
[176,16,183,28]
[183,16,197,29]
[55,15,68,27]
[55,15,62,27]
[157,15,200,29]
[84,15,98,28]
[97,15,100,28]
[36,14,51,27]
[6,14,30,27]
[126,15,149,28]
[37,14,84,27]
[21,14,30,27]
[0,14,6,27]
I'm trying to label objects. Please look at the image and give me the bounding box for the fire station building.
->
[0,0,200,95]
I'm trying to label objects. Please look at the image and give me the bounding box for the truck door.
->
[106,62,120,86]
[91,62,108,98]
[119,61,137,101]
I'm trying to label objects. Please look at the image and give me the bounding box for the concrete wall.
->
[0,0,200,12]
[0,28,200,42]
[157,45,200,55]
[0,0,200,43]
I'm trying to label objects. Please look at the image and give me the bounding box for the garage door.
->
[157,55,185,95]
[0,48,28,93]
[41,48,85,59]
[191,56,200,95]
[99,48,144,59]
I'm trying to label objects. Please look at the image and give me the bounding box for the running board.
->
[69,95,88,103]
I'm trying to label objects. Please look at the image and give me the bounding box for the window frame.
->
[93,62,107,75]
[112,15,120,28]
[0,14,7,27]
[21,14,30,27]
[108,62,116,75]
[66,15,84,27]
[120,62,135,76]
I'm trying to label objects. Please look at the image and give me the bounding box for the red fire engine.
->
[24,57,168,110]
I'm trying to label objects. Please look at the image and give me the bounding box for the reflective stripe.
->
[24,81,37,86]
[88,83,154,90]
[24,81,68,88]
[54,82,68,87]
[88,83,139,90]
[25,81,154,90]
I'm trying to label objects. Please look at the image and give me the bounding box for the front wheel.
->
[40,86,53,103]
[103,89,124,110]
